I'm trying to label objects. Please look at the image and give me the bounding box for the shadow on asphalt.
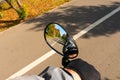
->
[25,2,120,80]
[26,2,120,38]
[103,77,111,80]
[102,76,120,80]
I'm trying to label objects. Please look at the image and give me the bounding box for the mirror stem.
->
[62,57,70,67]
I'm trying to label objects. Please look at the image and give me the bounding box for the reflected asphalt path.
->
[0,0,120,80]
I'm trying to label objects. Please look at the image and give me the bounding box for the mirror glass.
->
[44,23,78,59]
[45,23,67,56]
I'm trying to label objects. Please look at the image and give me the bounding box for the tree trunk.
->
[5,0,18,12]
[16,0,23,9]
[5,0,26,20]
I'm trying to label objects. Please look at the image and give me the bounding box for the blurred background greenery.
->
[0,0,70,32]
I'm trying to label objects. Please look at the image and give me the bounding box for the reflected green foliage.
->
[61,34,67,43]
[45,23,67,44]
[46,24,60,38]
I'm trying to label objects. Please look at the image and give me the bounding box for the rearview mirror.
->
[44,23,78,59]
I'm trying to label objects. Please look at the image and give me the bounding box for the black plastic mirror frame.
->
[44,23,79,59]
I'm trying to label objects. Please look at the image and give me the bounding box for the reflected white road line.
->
[51,42,57,46]
[6,6,120,80]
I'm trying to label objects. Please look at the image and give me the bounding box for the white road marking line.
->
[6,6,120,80]
[73,6,120,40]
[6,50,55,80]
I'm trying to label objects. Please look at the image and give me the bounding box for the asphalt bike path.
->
[0,0,119,80]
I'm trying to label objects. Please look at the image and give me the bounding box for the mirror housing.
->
[44,23,78,59]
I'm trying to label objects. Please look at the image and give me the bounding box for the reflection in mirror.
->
[45,23,68,55]
[44,23,79,59]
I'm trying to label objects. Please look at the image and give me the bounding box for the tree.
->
[5,0,27,20]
